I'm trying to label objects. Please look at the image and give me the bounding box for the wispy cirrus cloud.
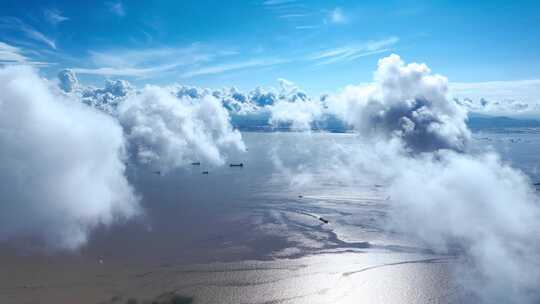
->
[71,45,234,78]
[0,41,27,63]
[0,41,52,66]
[295,25,319,30]
[309,36,399,65]
[182,58,286,78]
[88,46,213,67]
[107,1,126,17]
[71,65,178,77]
[262,0,307,16]
[0,17,56,49]
[44,9,69,26]
[278,13,310,19]
[262,0,297,6]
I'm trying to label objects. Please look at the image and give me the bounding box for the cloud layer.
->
[118,86,245,169]
[57,70,246,170]
[451,79,540,117]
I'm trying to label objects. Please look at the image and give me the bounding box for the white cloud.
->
[70,46,225,78]
[278,13,309,19]
[182,58,286,78]
[0,41,27,63]
[450,79,540,117]
[71,64,178,77]
[327,53,470,152]
[44,9,69,26]
[329,7,347,24]
[57,69,79,92]
[263,0,296,6]
[89,46,214,68]
[0,65,139,250]
[0,41,52,66]
[107,1,126,17]
[56,70,247,169]
[310,36,399,65]
[295,25,319,30]
[269,98,323,130]
[267,79,323,130]
[0,17,56,49]
[118,86,245,169]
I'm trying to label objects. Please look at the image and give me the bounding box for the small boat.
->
[191,162,201,165]
[202,171,209,174]
[229,163,244,167]
[153,170,161,175]
[318,217,329,224]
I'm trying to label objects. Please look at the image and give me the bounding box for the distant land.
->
[231,112,540,132]
[466,113,540,129]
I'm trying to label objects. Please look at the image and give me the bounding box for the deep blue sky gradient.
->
[1,0,539,93]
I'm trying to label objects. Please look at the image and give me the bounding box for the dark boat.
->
[229,163,244,167]
[202,171,209,174]
[191,162,201,165]
[153,170,161,175]
[318,217,329,224]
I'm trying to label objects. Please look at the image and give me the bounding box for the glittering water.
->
[1,130,539,303]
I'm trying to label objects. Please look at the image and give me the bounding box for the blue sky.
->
[1,0,539,94]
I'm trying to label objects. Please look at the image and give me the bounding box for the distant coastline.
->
[232,113,540,133]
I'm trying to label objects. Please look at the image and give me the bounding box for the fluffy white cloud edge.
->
[0,65,140,250]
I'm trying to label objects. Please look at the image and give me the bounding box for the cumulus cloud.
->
[57,69,79,92]
[328,54,470,152]
[267,79,324,130]
[451,79,540,117]
[0,66,139,250]
[55,70,246,170]
[267,54,540,302]
[57,69,133,114]
[269,99,323,130]
[118,86,245,169]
